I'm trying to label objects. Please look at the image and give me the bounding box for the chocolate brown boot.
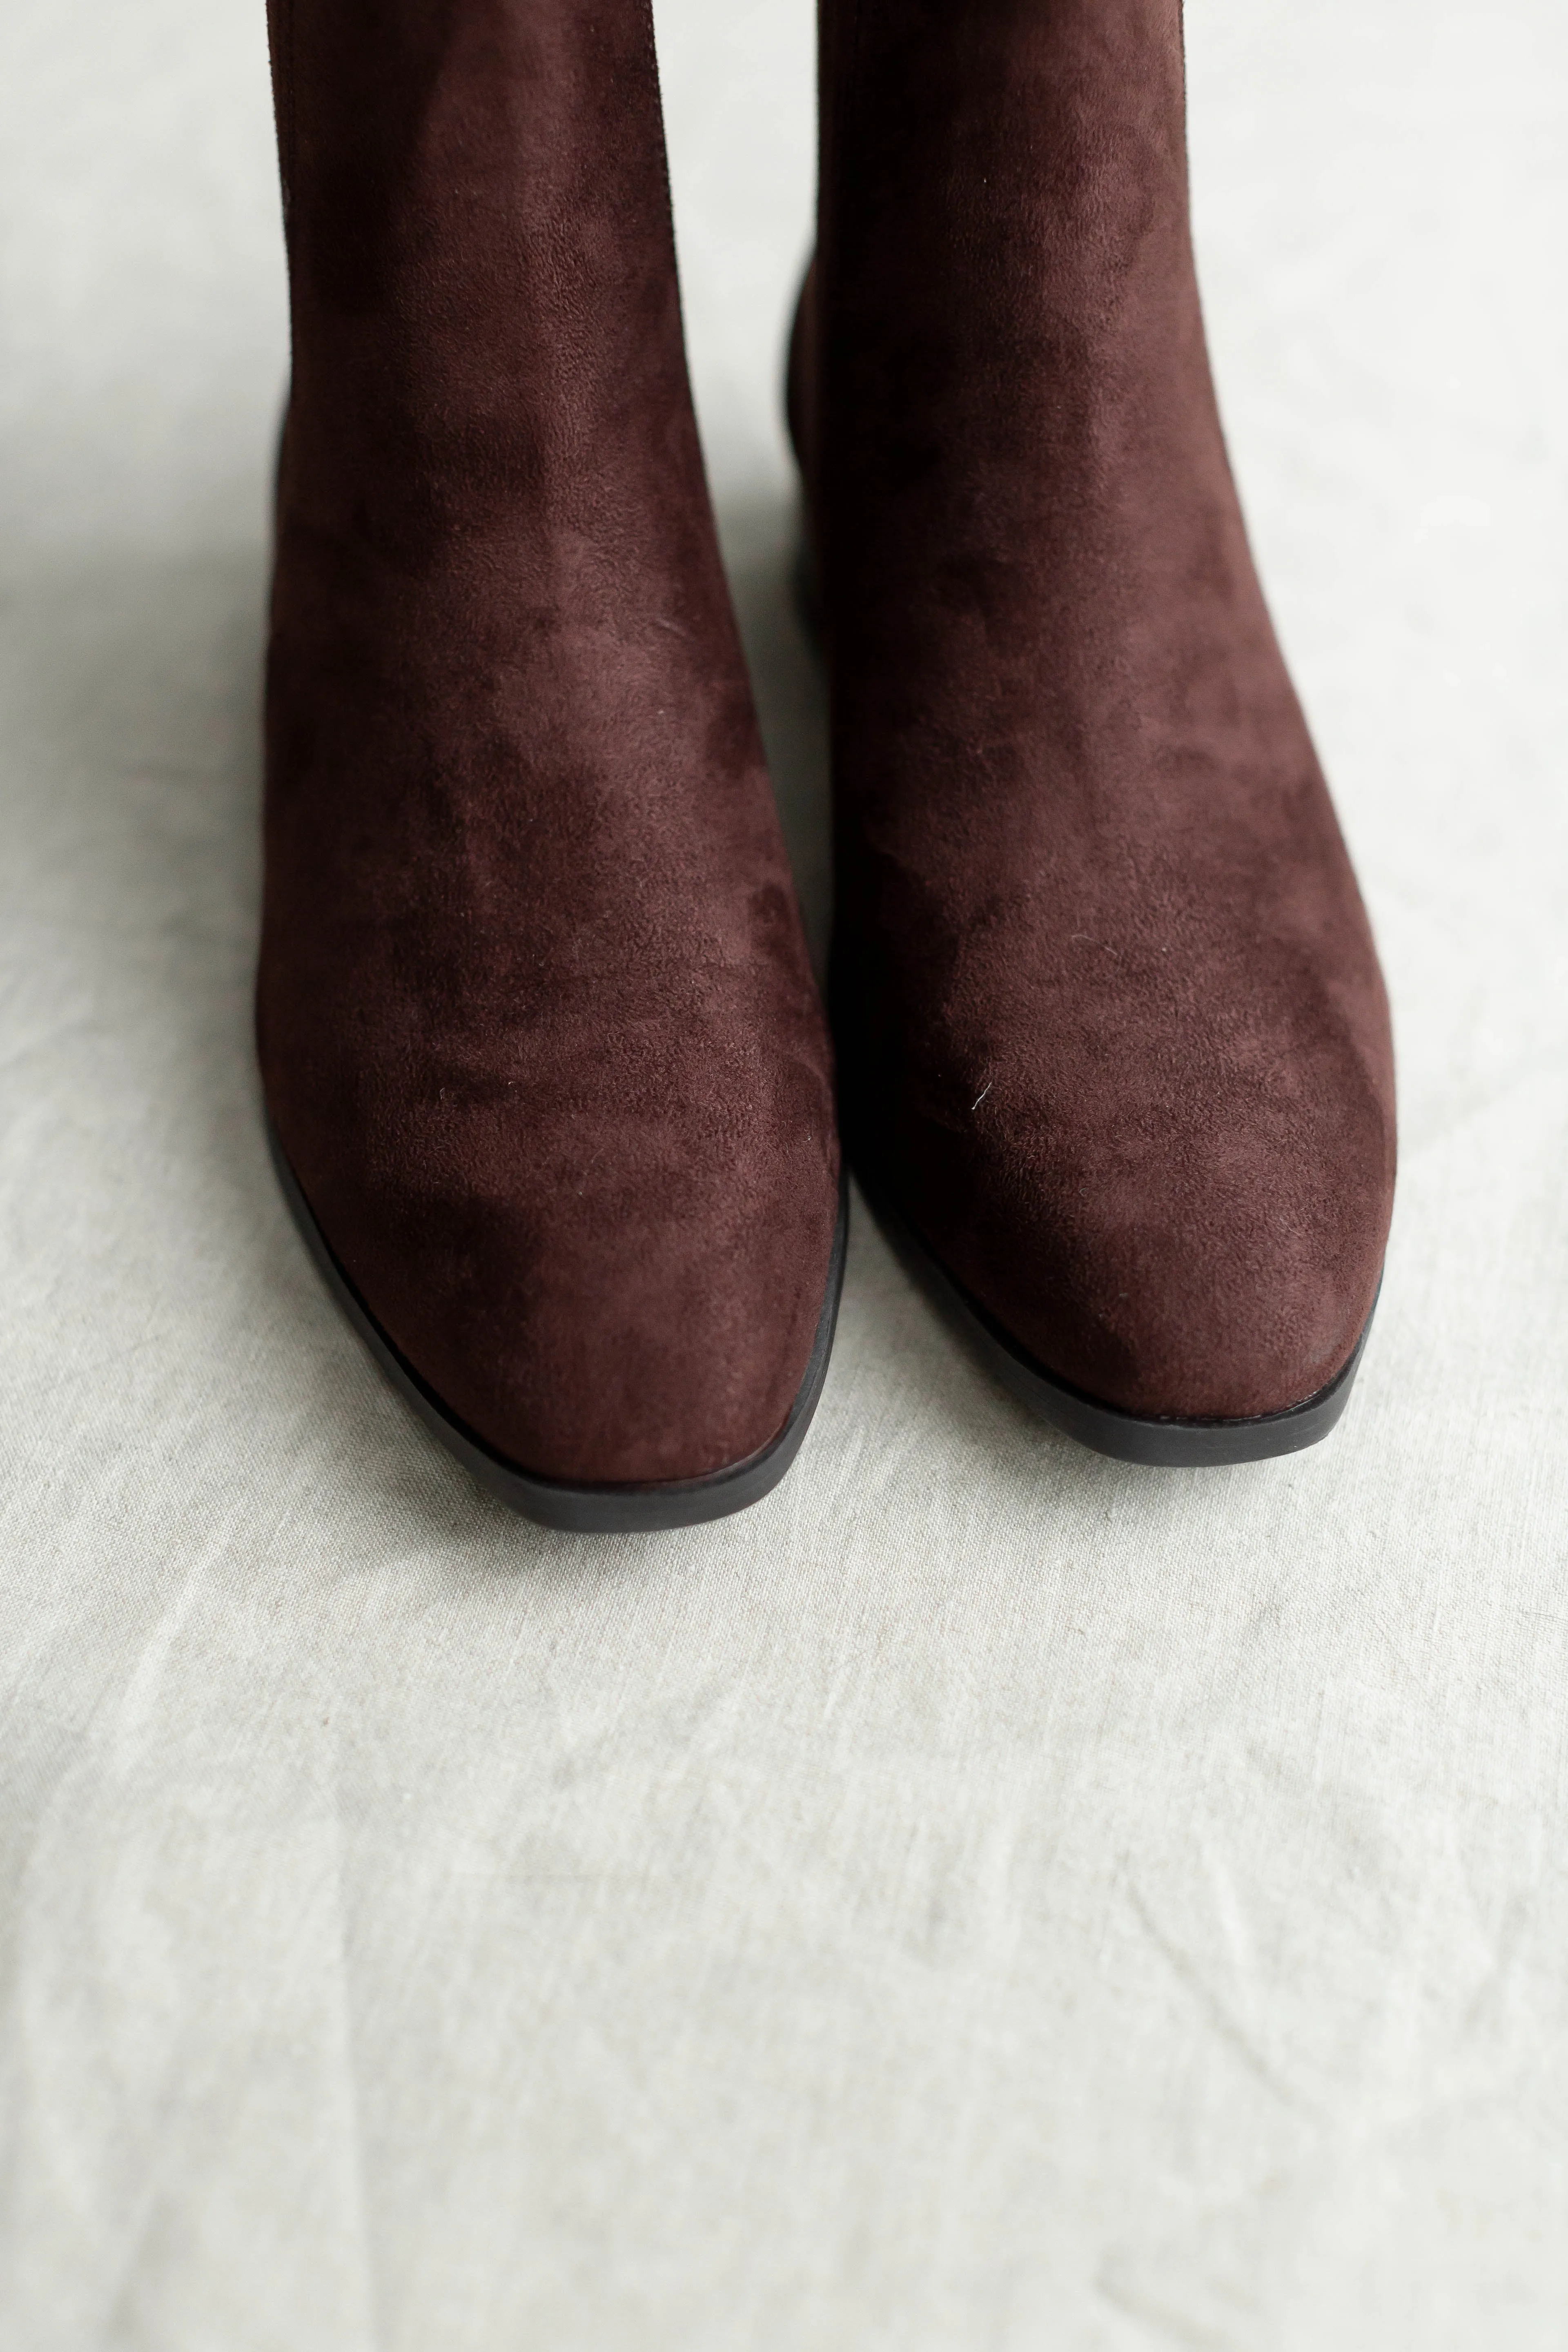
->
[793,0,1394,1464]
[259,0,843,1530]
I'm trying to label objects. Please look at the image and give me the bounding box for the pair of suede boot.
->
[259,0,1396,1532]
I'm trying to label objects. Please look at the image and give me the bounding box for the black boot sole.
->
[267,1118,848,1532]
[856,1159,1377,1468]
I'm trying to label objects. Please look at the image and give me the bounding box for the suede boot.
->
[791,0,1395,1464]
[259,0,843,1531]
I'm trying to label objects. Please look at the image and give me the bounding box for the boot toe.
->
[278,1079,840,1492]
[410,1187,838,1488]
[981,1181,1384,1425]
[896,1010,1392,1426]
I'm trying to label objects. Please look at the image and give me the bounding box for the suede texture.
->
[795,0,1396,1420]
[258,0,838,1486]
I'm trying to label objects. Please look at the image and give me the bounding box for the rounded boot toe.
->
[279,1087,841,1493]
[914,1043,1392,1427]
[416,1197,840,1488]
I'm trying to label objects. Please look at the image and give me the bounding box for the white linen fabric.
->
[2,1,1566,2344]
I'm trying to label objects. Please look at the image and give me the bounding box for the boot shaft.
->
[266,0,704,556]
[810,0,1209,519]
[808,0,1242,681]
[816,0,1194,251]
